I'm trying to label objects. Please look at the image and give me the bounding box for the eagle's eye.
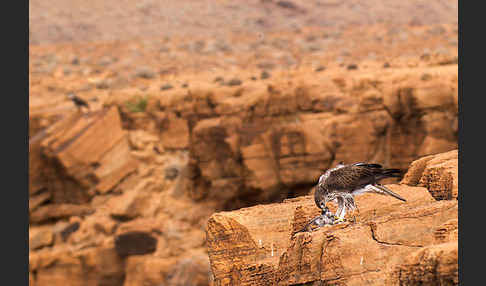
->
[319,201,326,209]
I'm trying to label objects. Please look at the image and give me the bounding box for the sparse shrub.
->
[125,95,149,113]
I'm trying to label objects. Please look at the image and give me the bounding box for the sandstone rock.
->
[108,187,154,221]
[29,108,65,195]
[166,254,212,286]
[29,133,49,196]
[128,129,160,151]
[392,242,458,286]
[30,245,125,286]
[30,107,138,205]
[63,215,117,249]
[30,204,94,224]
[206,151,458,285]
[124,256,178,286]
[124,252,211,286]
[29,192,52,213]
[143,66,458,209]
[29,59,458,286]
[159,112,190,149]
[30,228,54,250]
[434,219,458,244]
[401,149,458,200]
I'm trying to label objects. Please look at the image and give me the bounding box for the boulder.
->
[206,151,458,285]
[29,107,138,207]
[114,231,158,257]
[30,245,125,286]
[401,149,458,200]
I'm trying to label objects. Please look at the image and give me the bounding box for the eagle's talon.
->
[332,216,345,224]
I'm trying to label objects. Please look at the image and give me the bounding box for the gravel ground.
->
[29,0,458,45]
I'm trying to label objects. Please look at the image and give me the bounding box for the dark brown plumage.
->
[314,162,406,223]
[67,93,90,111]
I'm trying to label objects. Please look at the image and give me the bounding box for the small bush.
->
[125,95,148,113]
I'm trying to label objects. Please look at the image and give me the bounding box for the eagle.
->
[314,162,406,224]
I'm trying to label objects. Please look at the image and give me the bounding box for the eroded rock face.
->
[30,245,126,286]
[392,242,458,286]
[206,151,458,285]
[145,66,458,210]
[401,149,458,200]
[29,107,138,211]
[29,66,457,286]
[29,106,212,286]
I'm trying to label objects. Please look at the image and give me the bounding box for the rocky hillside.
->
[29,63,457,285]
[206,150,458,285]
[29,1,457,285]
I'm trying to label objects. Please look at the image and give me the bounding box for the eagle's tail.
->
[381,168,402,178]
[370,184,406,202]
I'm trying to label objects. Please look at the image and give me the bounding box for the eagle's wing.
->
[321,163,381,190]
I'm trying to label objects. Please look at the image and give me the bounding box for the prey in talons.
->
[293,207,337,235]
[296,161,406,234]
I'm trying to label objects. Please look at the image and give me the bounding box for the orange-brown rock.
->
[30,244,125,286]
[30,204,94,224]
[32,107,137,203]
[206,151,458,285]
[30,228,54,250]
[29,153,215,286]
[123,250,211,286]
[143,66,458,209]
[29,191,52,213]
[401,149,458,200]
[29,2,458,285]
[392,242,458,286]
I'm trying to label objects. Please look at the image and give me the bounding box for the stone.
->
[226,78,242,86]
[30,228,54,250]
[392,242,458,286]
[31,107,138,202]
[114,231,158,257]
[29,192,52,213]
[161,83,174,91]
[260,71,271,79]
[206,151,458,285]
[137,66,459,210]
[30,204,94,224]
[30,245,125,286]
[124,252,210,286]
[401,150,458,200]
[134,66,156,79]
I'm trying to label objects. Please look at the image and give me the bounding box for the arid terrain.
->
[29,0,458,285]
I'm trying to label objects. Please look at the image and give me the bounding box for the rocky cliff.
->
[206,150,458,285]
[29,61,457,286]
[139,64,458,209]
[29,0,458,283]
